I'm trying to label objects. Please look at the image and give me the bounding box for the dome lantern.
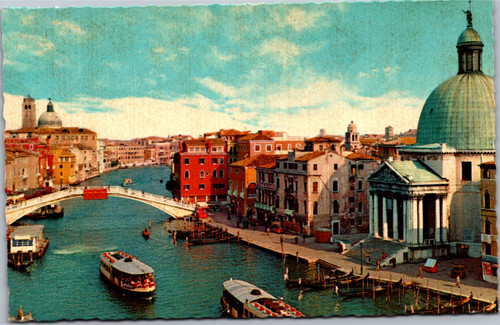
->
[456,10,483,74]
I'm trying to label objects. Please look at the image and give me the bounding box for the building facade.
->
[171,138,228,203]
[480,161,497,284]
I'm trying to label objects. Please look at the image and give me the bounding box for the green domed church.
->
[368,10,494,262]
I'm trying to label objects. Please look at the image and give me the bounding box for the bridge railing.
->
[6,186,195,213]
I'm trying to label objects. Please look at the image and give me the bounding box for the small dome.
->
[38,111,63,128]
[457,27,482,45]
[38,100,63,128]
[347,121,357,132]
[416,73,494,150]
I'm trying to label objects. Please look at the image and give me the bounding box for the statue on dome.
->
[462,9,472,28]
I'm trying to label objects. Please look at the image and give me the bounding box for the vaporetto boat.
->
[221,279,305,318]
[99,251,156,295]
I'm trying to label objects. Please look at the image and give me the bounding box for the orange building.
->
[51,148,77,186]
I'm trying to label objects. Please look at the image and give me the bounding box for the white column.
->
[393,198,398,241]
[418,197,424,245]
[373,192,379,237]
[435,196,441,244]
[441,197,448,243]
[403,199,408,243]
[411,198,418,245]
[369,193,374,235]
[382,197,388,239]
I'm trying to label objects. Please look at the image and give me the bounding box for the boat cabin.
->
[9,225,45,254]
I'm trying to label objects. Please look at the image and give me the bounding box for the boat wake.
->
[54,245,118,255]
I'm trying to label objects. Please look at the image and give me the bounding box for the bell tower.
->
[22,95,37,128]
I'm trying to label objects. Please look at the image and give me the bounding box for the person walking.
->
[456,275,461,288]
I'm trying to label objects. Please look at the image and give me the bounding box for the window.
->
[312,182,319,193]
[184,158,190,165]
[462,161,472,181]
[358,180,363,191]
[482,169,490,179]
[184,170,190,179]
[229,180,232,191]
[358,202,363,213]
[220,157,224,164]
[236,169,239,174]
[266,144,272,152]
[276,178,280,188]
[333,200,339,214]
[199,184,206,190]
[304,182,307,192]
[276,162,280,168]
[302,164,307,171]
[230,167,232,173]
[332,180,339,192]
[288,144,292,150]
[313,201,318,215]
[200,170,205,178]
[212,147,217,152]
[350,219,356,226]
[485,191,491,209]
[219,183,225,189]
[277,144,282,151]
[313,164,318,171]
[60,164,63,168]
[183,184,190,190]
[358,164,364,170]
[255,144,261,152]
[199,158,205,165]
[485,219,491,235]
[349,197,355,203]
[276,196,280,208]
[485,243,492,256]
[334,163,338,170]
[212,158,218,164]
[358,218,363,226]
[213,170,217,178]
[284,163,288,169]
[219,169,224,178]
[12,239,33,247]
[213,184,218,189]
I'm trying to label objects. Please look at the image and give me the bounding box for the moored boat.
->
[100,251,156,295]
[7,225,49,271]
[23,204,64,220]
[221,279,305,318]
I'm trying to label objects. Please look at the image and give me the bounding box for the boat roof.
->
[102,251,154,275]
[10,225,44,239]
[223,279,276,304]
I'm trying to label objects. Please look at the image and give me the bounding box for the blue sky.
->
[2,1,494,139]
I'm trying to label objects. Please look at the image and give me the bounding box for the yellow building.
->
[51,148,77,186]
[480,161,497,284]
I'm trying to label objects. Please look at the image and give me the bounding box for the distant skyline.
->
[2,1,494,139]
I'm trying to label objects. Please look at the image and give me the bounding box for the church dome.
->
[38,100,63,128]
[416,13,494,150]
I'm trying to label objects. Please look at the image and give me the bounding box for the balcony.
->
[255,202,274,213]
[284,209,295,217]
[247,194,257,199]
[481,233,497,243]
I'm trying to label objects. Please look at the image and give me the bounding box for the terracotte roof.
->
[295,151,325,162]
[231,154,283,168]
[346,153,378,161]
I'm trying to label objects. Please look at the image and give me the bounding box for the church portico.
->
[368,160,449,261]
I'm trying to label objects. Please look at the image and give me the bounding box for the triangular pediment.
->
[368,163,409,184]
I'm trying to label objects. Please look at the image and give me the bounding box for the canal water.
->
[8,166,433,321]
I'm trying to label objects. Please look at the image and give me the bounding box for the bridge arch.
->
[6,186,196,225]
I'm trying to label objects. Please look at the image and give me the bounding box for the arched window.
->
[200,170,205,178]
[313,201,318,215]
[333,200,339,214]
[332,180,339,192]
[213,170,217,178]
[485,190,491,209]
[184,170,189,179]
[485,219,491,235]
[219,169,224,178]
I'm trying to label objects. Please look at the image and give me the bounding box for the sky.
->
[1,0,494,140]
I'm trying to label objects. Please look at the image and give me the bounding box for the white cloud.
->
[52,20,85,36]
[257,37,300,66]
[195,77,238,98]
[4,32,55,57]
[284,8,325,31]
[211,47,234,61]
[384,66,400,76]
[3,93,253,140]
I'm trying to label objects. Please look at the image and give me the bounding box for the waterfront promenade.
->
[206,211,499,304]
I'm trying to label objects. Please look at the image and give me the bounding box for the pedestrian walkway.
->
[206,211,499,304]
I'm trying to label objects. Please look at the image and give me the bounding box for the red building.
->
[237,133,275,161]
[172,138,228,204]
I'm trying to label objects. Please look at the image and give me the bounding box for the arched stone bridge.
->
[5,186,196,225]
